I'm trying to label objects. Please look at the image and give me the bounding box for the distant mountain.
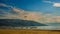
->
[46,23,60,26]
[0,19,48,27]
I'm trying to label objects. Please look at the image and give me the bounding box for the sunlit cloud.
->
[53,3,60,7]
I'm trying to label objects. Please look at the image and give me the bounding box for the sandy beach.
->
[0,29,60,34]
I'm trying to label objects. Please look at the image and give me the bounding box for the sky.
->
[0,0,60,24]
[0,0,60,15]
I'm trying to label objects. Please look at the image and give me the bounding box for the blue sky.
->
[0,0,60,15]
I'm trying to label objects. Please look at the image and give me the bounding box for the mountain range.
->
[0,19,48,27]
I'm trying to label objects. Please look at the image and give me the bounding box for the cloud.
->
[12,7,25,14]
[53,3,60,7]
[0,3,7,7]
[0,3,13,8]
[8,8,60,23]
[43,0,54,3]
[43,0,60,7]
[0,3,60,24]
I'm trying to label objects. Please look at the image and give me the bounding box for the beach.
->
[0,29,60,34]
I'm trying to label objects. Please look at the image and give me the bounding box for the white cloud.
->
[43,0,60,7]
[53,3,60,7]
[0,3,13,8]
